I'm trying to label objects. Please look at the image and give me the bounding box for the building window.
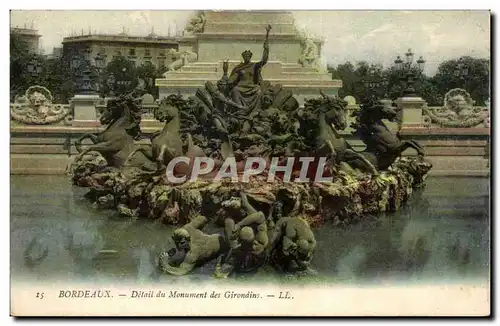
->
[144,59,152,65]
[145,48,151,57]
[159,50,165,57]
[129,48,136,56]
[115,48,122,56]
[99,47,106,55]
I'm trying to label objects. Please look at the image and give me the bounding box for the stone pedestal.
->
[394,96,427,129]
[70,94,100,124]
[156,10,341,104]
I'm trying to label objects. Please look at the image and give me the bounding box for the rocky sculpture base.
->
[70,153,432,228]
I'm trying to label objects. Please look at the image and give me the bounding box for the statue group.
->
[68,26,433,279]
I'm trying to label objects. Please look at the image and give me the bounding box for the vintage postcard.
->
[9,9,491,316]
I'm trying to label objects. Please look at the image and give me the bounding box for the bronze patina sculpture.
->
[227,25,271,115]
[297,91,379,176]
[68,24,434,281]
[194,61,250,158]
[124,94,189,172]
[69,92,152,170]
[351,99,425,171]
[269,195,317,275]
[158,215,228,276]
[214,192,269,277]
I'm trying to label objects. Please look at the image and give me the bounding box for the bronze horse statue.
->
[124,94,205,173]
[70,93,153,170]
[351,99,425,171]
[298,91,379,176]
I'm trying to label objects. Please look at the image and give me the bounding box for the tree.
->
[419,77,443,106]
[432,56,490,105]
[328,56,490,106]
[102,56,138,96]
[136,61,163,98]
[10,33,48,101]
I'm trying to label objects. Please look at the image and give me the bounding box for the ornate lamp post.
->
[115,67,133,95]
[106,73,116,97]
[94,54,106,74]
[27,56,43,78]
[455,57,469,90]
[71,49,99,95]
[394,49,425,97]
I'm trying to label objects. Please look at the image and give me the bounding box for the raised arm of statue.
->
[257,25,271,67]
[259,41,269,66]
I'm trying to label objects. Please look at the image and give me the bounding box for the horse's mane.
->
[303,97,326,112]
[350,99,386,139]
[156,94,190,122]
[105,94,143,139]
[304,96,347,115]
[161,94,190,110]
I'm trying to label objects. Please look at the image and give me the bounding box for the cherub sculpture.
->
[158,215,229,276]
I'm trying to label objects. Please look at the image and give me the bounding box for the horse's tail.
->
[75,139,83,153]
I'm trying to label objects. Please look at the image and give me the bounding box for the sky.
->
[9,10,490,76]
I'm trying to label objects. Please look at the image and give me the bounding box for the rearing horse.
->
[124,94,188,172]
[351,99,425,171]
[71,94,147,168]
[299,91,379,176]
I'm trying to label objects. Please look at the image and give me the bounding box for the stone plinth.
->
[157,10,341,104]
[198,10,302,63]
[399,128,490,177]
[157,61,341,105]
[394,96,427,129]
[70,94,100,124]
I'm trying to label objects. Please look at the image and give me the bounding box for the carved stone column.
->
[394,96,427,129]
[70,94,100,124]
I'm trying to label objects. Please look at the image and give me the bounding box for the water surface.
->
[10,175,490,285]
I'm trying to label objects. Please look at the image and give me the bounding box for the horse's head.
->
[100,98,124,125]
[360,99,398,123]
[315,91,349,130]
[156,94,185,123]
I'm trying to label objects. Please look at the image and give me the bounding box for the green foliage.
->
[101,56,139,96]
[433,56,490,106]
[10,32,74,103]
[328,56,490,106]
[10,33,45,101]
[136,61,164,98]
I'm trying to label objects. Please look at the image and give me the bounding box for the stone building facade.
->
[10,27,41,53]
[61,30,182,70]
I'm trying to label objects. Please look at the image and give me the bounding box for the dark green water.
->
[10,175,490,285]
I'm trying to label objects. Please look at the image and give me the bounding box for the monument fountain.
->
[10,10,490,281]
[66,22,433,278]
